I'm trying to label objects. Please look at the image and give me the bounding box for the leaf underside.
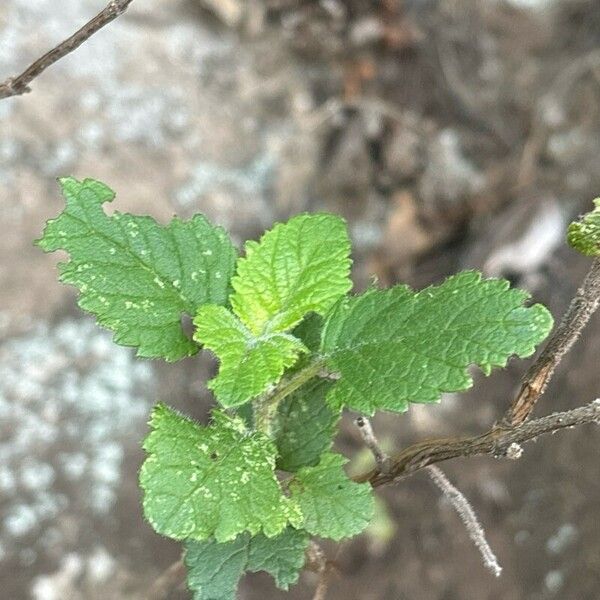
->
[275,378,339,472]
[184,528,309,600]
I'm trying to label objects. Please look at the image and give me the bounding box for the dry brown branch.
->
[0,0,134,100]
[506,257,600,425]
[355,399,600,487]
[355,256,600,487]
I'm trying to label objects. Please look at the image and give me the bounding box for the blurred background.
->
[1,0,600,598]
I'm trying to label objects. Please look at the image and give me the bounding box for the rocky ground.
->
[1,0,600,598]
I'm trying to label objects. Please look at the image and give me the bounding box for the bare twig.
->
[145,557,186,600]
[0,0,134,100]
[355,415,391,474]
[427,465,502,577]
[355,399,600,487]
[506,258,600,425]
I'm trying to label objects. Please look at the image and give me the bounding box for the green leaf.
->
[289,453,374,540]
[230,213,352,335]
[275,378,340,472]
[194,213,350,406]
[568,198,600,256]
[193,305,307,407]
[140,404,301,543]
[184,535,248,600]
[321,271,553,414]
[246,527,309,589]
[37,177,236,361]
[184,528,309,600]
[292,313,324,353]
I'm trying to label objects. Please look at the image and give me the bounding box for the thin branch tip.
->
[507,257,600,426]
[427,465,502,577]
[355,415,392,474]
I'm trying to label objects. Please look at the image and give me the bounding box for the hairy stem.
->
[306,541,334,600]
[427,465,502,577]
[253,358,326,435]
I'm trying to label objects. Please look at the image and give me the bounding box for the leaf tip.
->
[148,402,173,429]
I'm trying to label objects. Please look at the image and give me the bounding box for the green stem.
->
[253,358,326,436]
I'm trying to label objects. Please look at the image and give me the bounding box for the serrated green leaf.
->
[184,535,248,600]
[568,198,600,256]
[246,527,309,589]
[230,213,352,334]
[37,177,236,361]
[289,453,374,540]
[184,528,308,600]
[275,379,340,472]
[140,404,301,542]
[321,271,553,414]
[193,305,307,407]
[194,214,350,406]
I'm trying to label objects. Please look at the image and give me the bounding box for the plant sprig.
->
[40,178,564,599]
